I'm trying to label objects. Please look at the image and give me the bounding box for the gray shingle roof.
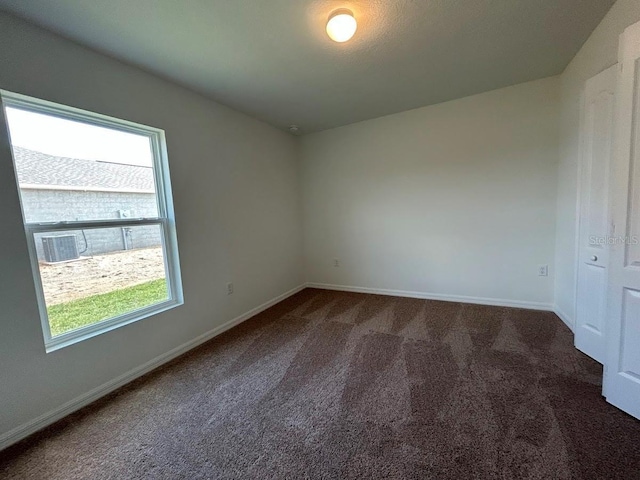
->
[12,146,155,193]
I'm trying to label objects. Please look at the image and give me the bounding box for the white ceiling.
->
[0,0,614,133]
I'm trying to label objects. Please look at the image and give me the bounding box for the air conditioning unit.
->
[42,235,79,263]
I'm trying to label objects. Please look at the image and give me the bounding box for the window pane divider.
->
[1,89,183,352]
[26,218,164,233]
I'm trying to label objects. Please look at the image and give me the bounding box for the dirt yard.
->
[39,247,166,305]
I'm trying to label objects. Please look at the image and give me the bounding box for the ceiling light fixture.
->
[326,9,357,43]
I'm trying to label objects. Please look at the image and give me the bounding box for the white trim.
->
[0,283,306,451]
[20,184,155,194]
[46,298,182,353]
[306,282,554,311]
[28,218,162,232]
[571,82,586,340]
[553,304,575,332]
[0,89,164,135]
[0,90,183,352]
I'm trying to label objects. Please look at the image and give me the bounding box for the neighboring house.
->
[12,146,162,261]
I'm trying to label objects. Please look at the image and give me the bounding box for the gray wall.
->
[21,189,161,259]
[0,12,303,444]
[301,77,559,307]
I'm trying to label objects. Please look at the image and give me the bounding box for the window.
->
[1,90,183,351]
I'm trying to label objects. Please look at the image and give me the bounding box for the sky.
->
[4,107,153,167]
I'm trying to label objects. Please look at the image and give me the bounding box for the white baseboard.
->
[0,281,561,451]
[306,282,554,312]
[552,304,575,332]
[0,284,306,452]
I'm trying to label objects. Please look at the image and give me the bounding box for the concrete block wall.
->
[20,189,162,260]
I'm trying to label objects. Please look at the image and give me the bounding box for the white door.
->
[575,65,617,364]
[604,20,640,420]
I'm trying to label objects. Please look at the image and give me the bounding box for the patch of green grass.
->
[47,279,168,337]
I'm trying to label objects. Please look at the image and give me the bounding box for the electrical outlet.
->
[333,258,340,267]
[227,282,234,295]
[538,265,548,277]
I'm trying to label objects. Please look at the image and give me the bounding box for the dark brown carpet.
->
[2,288,640,479]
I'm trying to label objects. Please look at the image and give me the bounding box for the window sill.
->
[45,298,184,353]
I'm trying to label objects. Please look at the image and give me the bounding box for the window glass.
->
[36,226,169,337]
[2,91,182,350]
[5,107,159,223]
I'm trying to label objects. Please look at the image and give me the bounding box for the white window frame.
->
[0,90,183,352]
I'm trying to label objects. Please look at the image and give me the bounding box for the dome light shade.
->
[326,9,357,43]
